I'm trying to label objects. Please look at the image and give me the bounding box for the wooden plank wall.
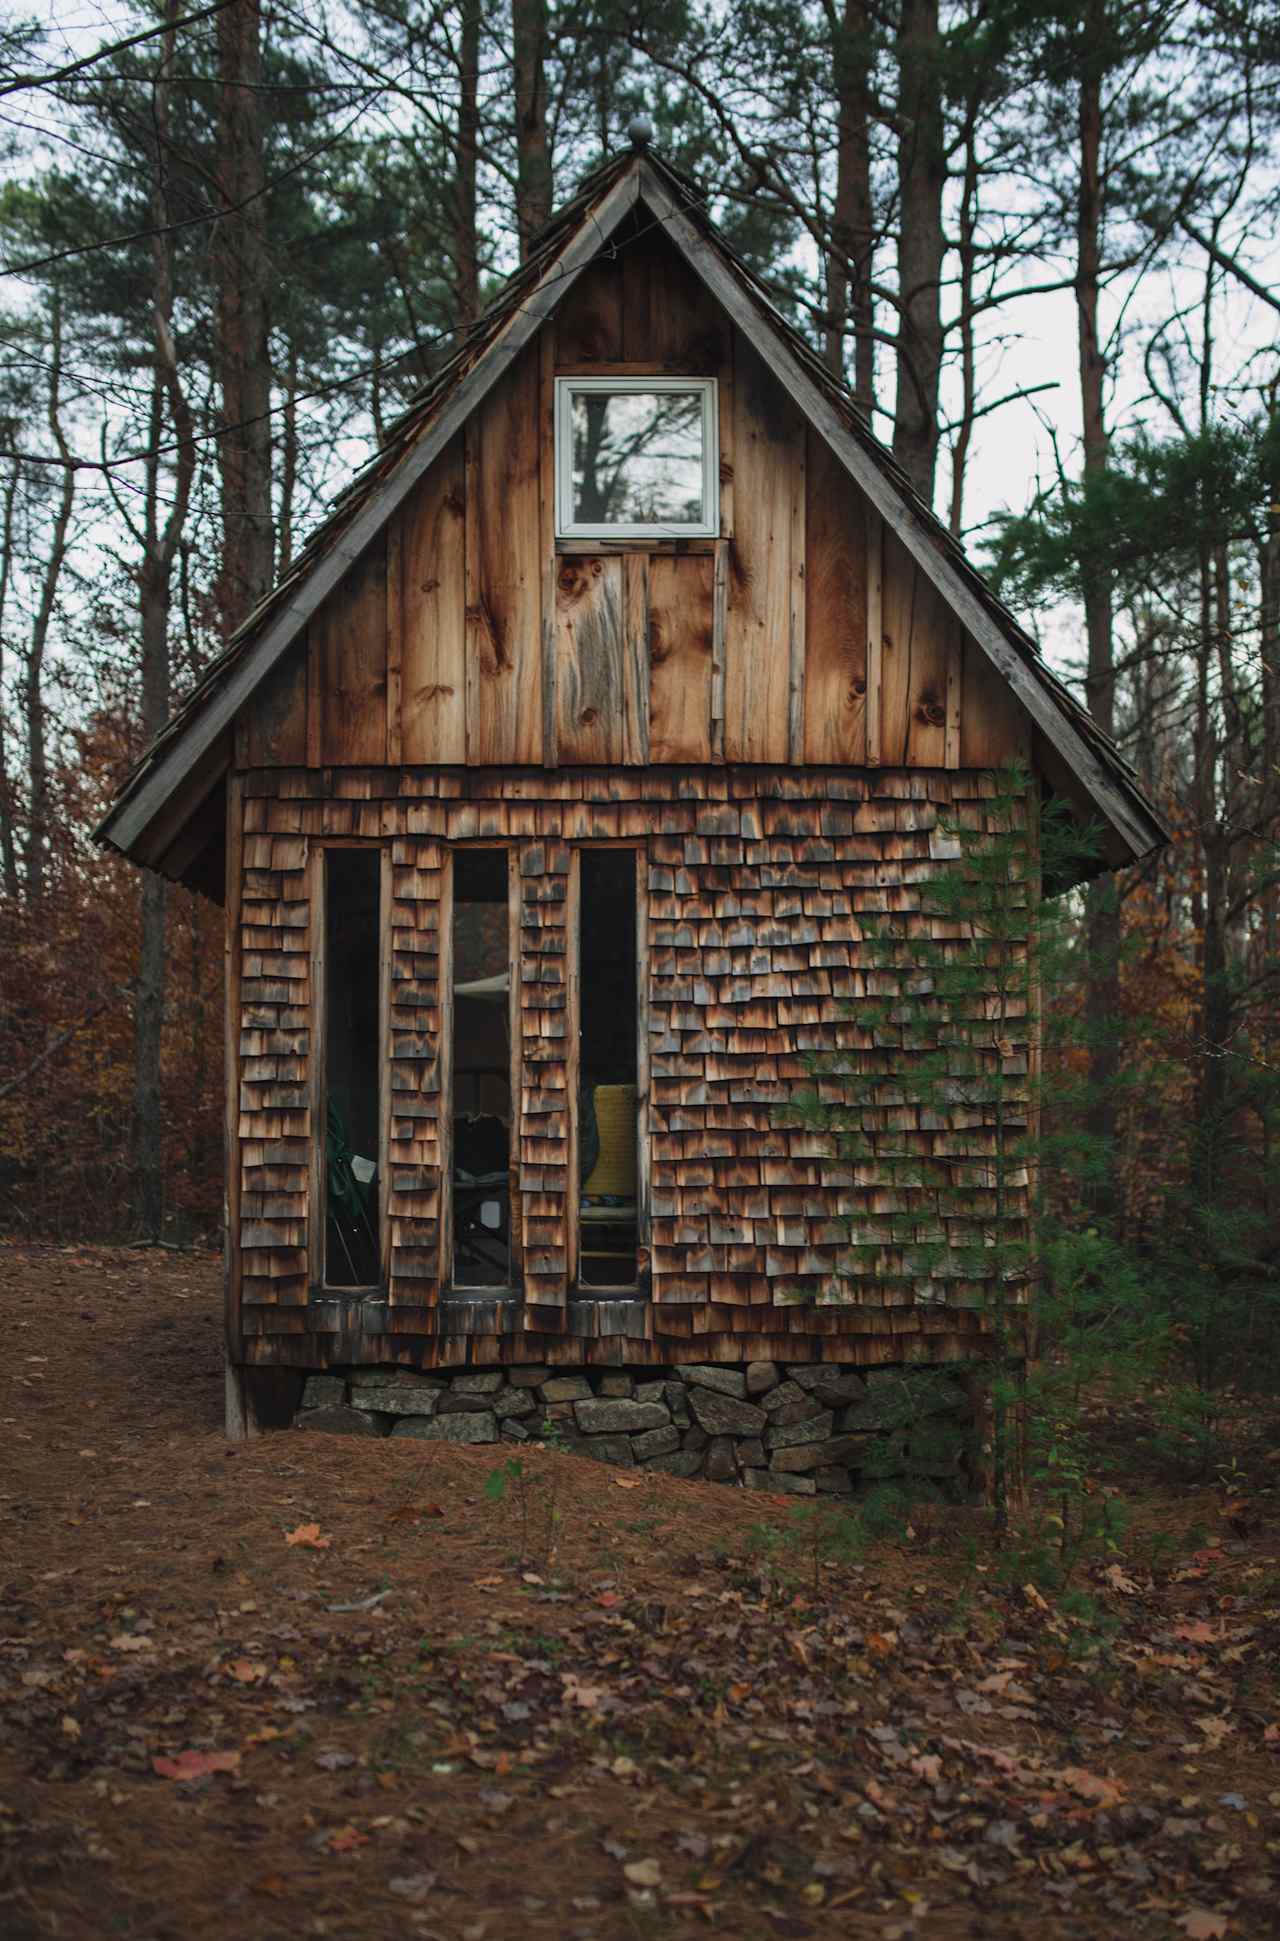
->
[232,765,1034,1369]
[235,230,1032,780]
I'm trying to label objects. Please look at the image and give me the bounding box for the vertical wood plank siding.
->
[244,232,1028,779]
[232,766,1035,1369]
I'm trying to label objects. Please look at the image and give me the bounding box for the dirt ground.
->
[1,1241,1277,1941]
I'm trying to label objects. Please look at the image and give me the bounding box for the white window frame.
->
[555,375,719,541]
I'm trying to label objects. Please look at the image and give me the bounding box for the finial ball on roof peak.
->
[626,113,654,150]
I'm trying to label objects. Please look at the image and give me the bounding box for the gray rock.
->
[852,1370,967,1424]
[573,1398,670,1435]
[575,1434,635,1466]
[761,1380,808,1415]
[436,1391,497,1415]
[508,1366,550,1388]
[737,1438,765,1468]
[494,1387,536,1419]
[597,1373,634,1398]
[500,1420,530,1442]
[771,1472,817,1495]
[301,1375,346,1409]
[663,1382,693,1427]
[452,1371,504,1395]
[645,1450,703,1477]
[687,1388,766,1436]
[632,1424,680,1460]
[839,1392,909,1433]
[767,1393,829,1429]
[540,1375,593,1403]
[298,1405,387,1437]
[770,1442,836,1475]
[635,1380,669,1406]
[814,1466,855,1495]
[705,1436,736,1481]
[913,1376,969,1416]
[391,1410,497,1443]
[765,1411,833,1450]
[678,1364,747,1400]
[789,1366,868,1407]
[682,1425,709,1453]
[350,1368,446,1391]
[741,1468,816,1495]
[745,1361,780,1397]
[355,1386,440,1418]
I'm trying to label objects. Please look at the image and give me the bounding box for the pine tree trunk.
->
[214,0,273,636]
[1259,443,1280,1244]
[949,106,980,537]
[0,463,21,901]
[512,0,551,258]
[826,0,875,415]
[130,1,195,1242]
[23,292,75,907]
[455,0,481,323]
[892,0,946,505]
[1076,12,1121,1230]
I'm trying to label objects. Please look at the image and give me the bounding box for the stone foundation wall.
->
[296,1360,976,1500]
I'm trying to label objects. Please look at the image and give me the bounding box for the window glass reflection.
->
[571,389,704,526]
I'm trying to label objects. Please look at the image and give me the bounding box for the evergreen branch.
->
[0,1,235,101]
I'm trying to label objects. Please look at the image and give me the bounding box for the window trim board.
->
[554,374,719,540]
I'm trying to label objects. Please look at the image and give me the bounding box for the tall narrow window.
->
[452,849,512,1287]
[578,850,638,1287]
[323,849,381,1287]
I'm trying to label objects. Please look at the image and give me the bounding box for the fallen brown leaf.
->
[285,1522,331,1549]
[153,1750,241,1781]
[1176,1912,1229,1939]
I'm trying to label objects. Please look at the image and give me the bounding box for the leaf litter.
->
[0,1242,1277,1940]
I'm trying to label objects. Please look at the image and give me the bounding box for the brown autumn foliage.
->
[0,712,222,1241]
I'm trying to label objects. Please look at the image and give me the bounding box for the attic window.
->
[555,376,718,539]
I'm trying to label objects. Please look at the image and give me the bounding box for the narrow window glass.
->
[452,849,512,1287]
[557,378,717,538]
[578,851,638,1287]
[323,849,381,1287]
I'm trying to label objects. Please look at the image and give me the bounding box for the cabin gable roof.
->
[96,146,1167,878]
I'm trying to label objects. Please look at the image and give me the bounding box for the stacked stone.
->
[296,1360,972,1499]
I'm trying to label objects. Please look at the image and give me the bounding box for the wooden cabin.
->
[98,145,1165,1481]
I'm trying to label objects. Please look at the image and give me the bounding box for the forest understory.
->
[1,1241,1277,1941]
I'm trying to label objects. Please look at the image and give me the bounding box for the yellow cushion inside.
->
[582,1084,636,1199]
